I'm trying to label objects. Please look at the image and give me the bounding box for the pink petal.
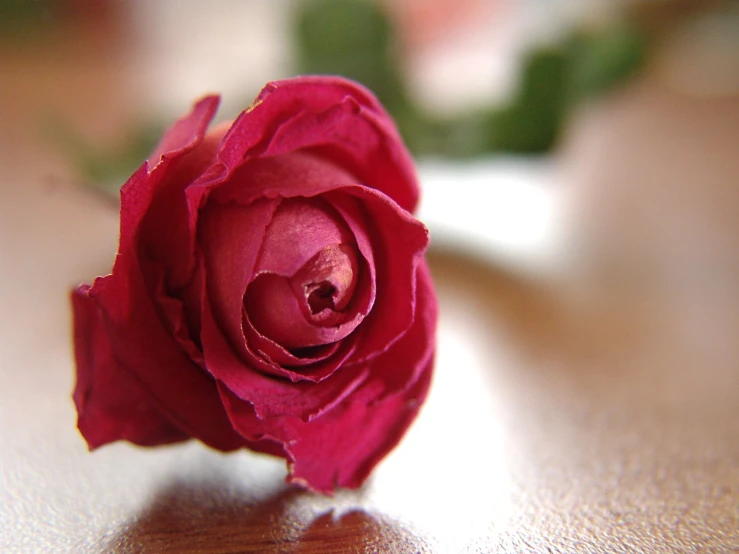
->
[120,96,224,345]
[285,364,433,493]
[219,354,433,494]
[202,286,370,421]
[185,77,418,214]
[82,260,247,452]
[137,108,228,295]
[290,243,358,316]
[240,314,358,382]
[147,95,220,171]
[198,149,356,211]
[326,186,430,362]
[356,261,438,400]
[197,198,280,356]
[255,198,353,277]
[152,268,205,365]
[72,285,189,448]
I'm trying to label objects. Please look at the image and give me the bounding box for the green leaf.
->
[487,48,569,153]
[567,23,648,102]
[294,0,407,113]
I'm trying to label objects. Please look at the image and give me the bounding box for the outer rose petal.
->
[137,98,226,295]
[287,364,432,492]
[147,95,220,171]
[185,76,419,218]
[221,367,431,493]
[81,163,247,451]
[354,262,438,400]
[72,286,189,448]
[84,266,247,451]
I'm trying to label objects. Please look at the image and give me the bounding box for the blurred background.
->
[3,1,739,552]
[0,0,676,163]
[2,0,738,271]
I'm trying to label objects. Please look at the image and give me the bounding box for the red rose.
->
[71,76,437,493]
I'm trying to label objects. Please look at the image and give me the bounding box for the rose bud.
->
[71,76,437,493]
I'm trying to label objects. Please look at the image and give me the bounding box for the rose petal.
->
[241,314,358,382]
[290,243,358,318]
[217,263,437,492]
[139,117,228,297]
[120,95,224,350]
[202,288,370,421]
[72,286,189,449]
[219,357,433,494]
[185,77,418,214]
[197,198,280,355]
[147,95,220,171]
[326,186,429,362]
[83,261,246,452]
[255,198,353,277]
[198,149,356,210]
[285,363,432,493]
[152,268,205,365]
[355,261,438,400]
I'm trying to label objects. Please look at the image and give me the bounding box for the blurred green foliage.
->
[567,24,649,103]
[295,0,649,157]
[295,0,407,114]
[59,0,649,190]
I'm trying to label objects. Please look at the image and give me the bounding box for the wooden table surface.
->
[2,11,739,554]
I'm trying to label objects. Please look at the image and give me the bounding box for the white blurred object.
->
[417,158,565,274]
[404,0,628,115]
[126,0,292,118]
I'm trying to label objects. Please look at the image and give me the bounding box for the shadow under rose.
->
[104,478,428,554]
[290,510,431,554]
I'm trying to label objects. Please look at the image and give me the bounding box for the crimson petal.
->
[147,95,220,171]
[326,186,429,362]
[72,286,189,449]
[80,161,248,451]
[185,77,418,214]
[197,198,280,356]
[202,289,370,421]
[137,96,222,293]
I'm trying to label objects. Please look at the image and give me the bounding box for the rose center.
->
[306,281,337,314]
[242,198,368,348]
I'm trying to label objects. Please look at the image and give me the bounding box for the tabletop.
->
[2,6,739,553]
